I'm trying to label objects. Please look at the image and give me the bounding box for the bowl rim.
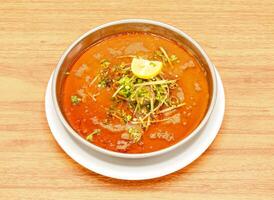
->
[51,19,217,159]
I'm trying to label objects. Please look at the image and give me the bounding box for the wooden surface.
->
[0,0,274,199]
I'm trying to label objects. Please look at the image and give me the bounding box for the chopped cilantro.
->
[86,129,101,142]
[98,79,107,88]
[100,59,110,68]
[128,127,142,143]
[71,95,81,105]
[123,114,132,123]
[170,54,180,63]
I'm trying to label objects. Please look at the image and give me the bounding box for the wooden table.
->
[1,1,273,199]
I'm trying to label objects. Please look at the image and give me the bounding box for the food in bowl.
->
[60,32,210,154]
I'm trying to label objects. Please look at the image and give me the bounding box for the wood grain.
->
[0,0,274,199]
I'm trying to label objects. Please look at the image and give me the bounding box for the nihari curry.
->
[61,32,209,153]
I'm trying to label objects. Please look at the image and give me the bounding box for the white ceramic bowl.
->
[52,19,217,159]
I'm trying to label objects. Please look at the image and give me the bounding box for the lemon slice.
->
[131,58,163,79]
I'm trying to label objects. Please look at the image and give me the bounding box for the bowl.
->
[52,19,217,159]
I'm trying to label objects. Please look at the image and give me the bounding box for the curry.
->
[61,32,209,153]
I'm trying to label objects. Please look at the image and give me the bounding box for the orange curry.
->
[61,32,209,153]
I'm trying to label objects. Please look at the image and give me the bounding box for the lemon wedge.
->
[131,58,163,79]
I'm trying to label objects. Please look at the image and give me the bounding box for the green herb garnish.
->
[71,95,81,105]
[97,59,112,88]
[128,127,142,143]
[170,54,179,63]
[98,79,107,88]
[100,59,111,68]
[125,115,132,122]
[86,129,101,142]
[154,47,179,66]
[91,49,183,131]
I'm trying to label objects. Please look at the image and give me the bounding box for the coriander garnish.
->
[71,95,81,105]
[100,59,111,68]
[128,127,142,143]
[90,48,184,130]
[154,47,179,66]
[159,47,173,67]
[86,129,101,142]
[170,54,179,63]
[96,59,112,88]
